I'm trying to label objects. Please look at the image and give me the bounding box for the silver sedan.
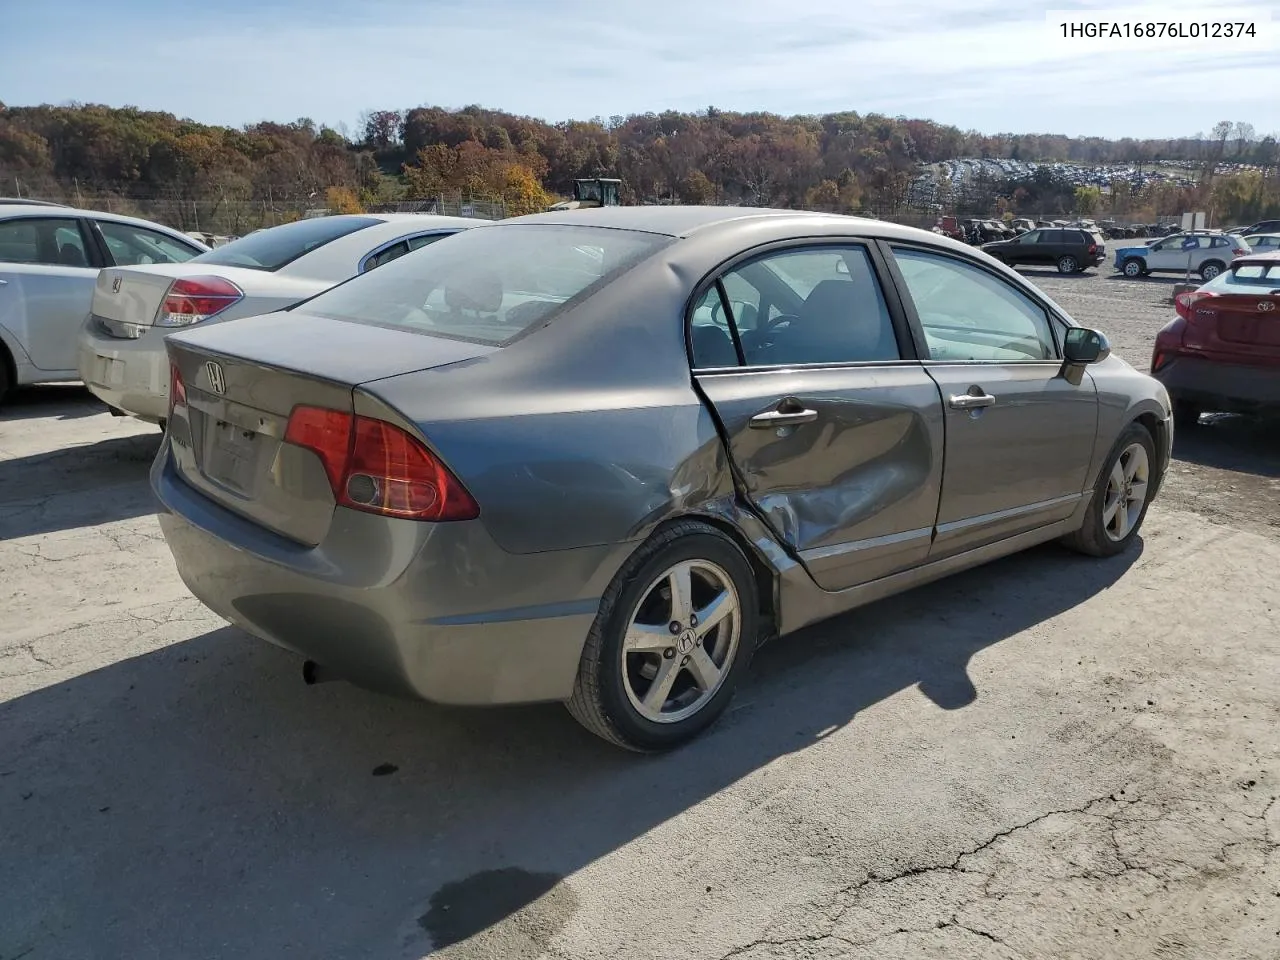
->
[76,213,480,424]
[152,207,1173,751]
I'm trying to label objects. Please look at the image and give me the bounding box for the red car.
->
[1152,251,1280,427]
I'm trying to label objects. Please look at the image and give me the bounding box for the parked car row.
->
[78,213,479,423]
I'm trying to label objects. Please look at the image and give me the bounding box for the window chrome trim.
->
[357,230,456,274]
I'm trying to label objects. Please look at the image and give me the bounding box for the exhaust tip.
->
[302,660,334,685]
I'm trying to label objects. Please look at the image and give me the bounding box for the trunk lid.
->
[1188,290,1280,359]
[91,264,270,335]
[165,311,498,545]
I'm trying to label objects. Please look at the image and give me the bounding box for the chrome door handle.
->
[0,279,8,286]
[949,392,996,410]
[749,407,818,428]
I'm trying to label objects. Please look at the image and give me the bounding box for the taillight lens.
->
[1088,243,1097,254]
[1231,248,1247,256]
[1174,290,1217,321]
[283,405,479,521]
[156,276,243,327]
[168,361,187,416]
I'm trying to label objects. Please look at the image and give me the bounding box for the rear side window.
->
[302,224,670,345]
[97,220,200,265]
[194,216,381,271]
[691,245,899,368]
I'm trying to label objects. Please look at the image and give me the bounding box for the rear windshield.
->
[300,223,671,345]
[192,216,380,271]
[1203,262,1280,290]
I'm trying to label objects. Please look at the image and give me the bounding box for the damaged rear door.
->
[690,241,944,591]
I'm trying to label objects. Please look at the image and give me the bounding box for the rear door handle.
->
[949,392,996,410]
[749,404,818,428]
[0,279,8,286]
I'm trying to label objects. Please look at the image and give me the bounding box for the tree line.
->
[2,102,1276,233]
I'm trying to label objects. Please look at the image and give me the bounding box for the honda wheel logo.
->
[204,360,226,395]
[1258,301,1275,312]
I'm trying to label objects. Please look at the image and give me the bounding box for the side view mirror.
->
[1063,327,1110,364]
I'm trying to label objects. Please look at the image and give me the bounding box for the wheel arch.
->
[637,508,786,644]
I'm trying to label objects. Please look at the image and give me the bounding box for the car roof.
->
[0,203,196,237]
[497,205,961,244]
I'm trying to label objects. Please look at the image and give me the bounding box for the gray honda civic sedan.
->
[153,206,1173,751]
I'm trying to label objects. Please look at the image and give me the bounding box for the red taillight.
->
[283,405,479,521]
[168,361,186,416]
[1088,243,1097,254]
[156,276,243,327]
[1174,290,1217,321]
[1232,248,1246,256]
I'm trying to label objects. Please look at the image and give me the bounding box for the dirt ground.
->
[0,269,1277,960]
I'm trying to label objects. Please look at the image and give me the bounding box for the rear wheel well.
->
[0,340,14,399]
[647,513,779,642]
[1134,412,1167,498]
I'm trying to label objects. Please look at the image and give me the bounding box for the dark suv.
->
[982,227,1106,273]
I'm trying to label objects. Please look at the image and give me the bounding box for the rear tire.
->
[1122,258,1145,278]
[566,520,760,752]
[1199,261,1225,281]
[1061,422,1156,558]
[1172,399,1202,429]
[1057,255,1078,274]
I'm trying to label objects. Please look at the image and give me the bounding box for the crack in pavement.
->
[716,789,1280,959]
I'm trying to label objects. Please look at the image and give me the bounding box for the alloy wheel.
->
[620,559,741,724]
[1102,442,1150,542]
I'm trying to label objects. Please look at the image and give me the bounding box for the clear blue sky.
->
[2,0,1277,140]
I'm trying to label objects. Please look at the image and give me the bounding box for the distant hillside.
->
[1,102,1275,232]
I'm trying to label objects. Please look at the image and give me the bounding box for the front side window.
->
[303,224,669,345]
[97,220,200,266]
[0,217,90,267]
[692,245,900,368]
[193,216,381,272]
[892,247,1057,362]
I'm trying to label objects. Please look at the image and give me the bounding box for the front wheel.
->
[566,521,759,751]
[1057,255,1078,274]
[1122,258,1145,278]
[1061,422,1156,558]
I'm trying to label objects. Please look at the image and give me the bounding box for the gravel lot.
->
[1,270,1277,960]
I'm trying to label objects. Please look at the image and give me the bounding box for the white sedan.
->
[77,213,481,424]
[0,204,207,401]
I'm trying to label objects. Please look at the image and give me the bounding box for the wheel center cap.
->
[677,629,697,654]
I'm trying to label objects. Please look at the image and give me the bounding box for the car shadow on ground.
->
[1101,274,1186,286]
[1174,414,1280,477]
[1015,268,1098,281]
[0,385,107,421]
[0,539,1141,959]
[0,433,161,539]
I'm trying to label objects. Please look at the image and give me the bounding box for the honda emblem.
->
[1258,301,1275,312]
[204,360,226,395]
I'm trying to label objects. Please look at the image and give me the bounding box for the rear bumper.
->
[151,449,635,706]
[1154,356,1280,412]
[77,318,170,422]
